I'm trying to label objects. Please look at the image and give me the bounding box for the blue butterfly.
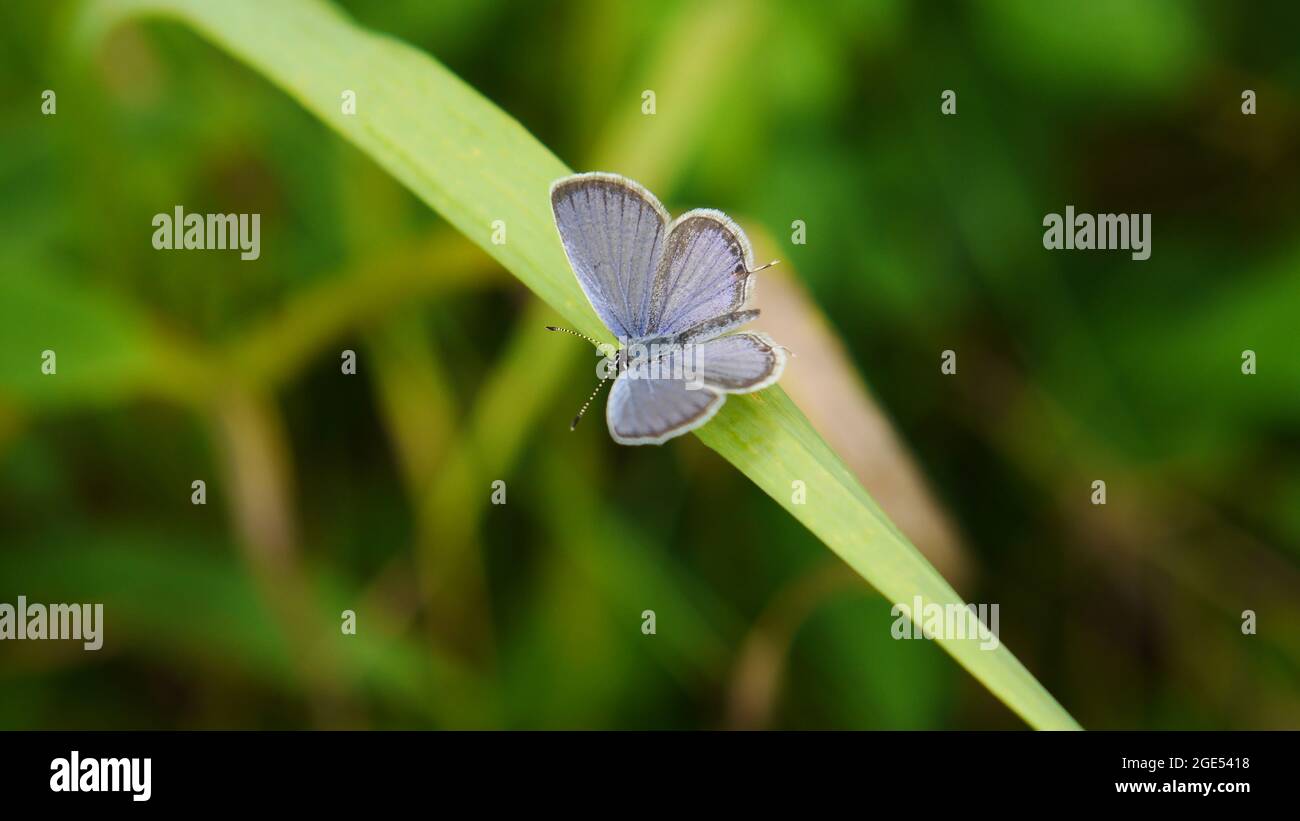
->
[548,172,787,445]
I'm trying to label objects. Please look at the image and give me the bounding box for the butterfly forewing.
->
[648,209,755,337]
[550,173,669,339]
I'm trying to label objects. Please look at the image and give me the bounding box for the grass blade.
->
[78,0,1079,729]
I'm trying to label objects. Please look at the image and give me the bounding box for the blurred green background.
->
[1,0,1298,729]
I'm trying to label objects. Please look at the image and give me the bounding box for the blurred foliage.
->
[0,0,1297,729]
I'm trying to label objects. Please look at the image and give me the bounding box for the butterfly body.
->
[550,172,786,445]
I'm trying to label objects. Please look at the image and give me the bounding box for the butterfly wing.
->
[647,209,755,337]
[694,332,786,393]
[606,346,724,445]
[604,332,785,444]
[550,173,669,339]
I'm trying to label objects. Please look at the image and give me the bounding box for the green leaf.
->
[0,271,198,408]
[976,0,1203,97]
[79,0,1079,729]
[0,533,493,727]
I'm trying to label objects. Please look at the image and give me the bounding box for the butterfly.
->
[548,172,787,445]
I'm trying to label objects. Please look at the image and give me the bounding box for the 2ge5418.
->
[1192,757,1250,769]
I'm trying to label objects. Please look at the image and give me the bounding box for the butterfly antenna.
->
[545,325,602,347]
[570,376,612,431]
[748,259,780,274]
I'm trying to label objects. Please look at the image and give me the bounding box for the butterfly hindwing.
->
[694,332,786,393]
[604,344,721,444]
